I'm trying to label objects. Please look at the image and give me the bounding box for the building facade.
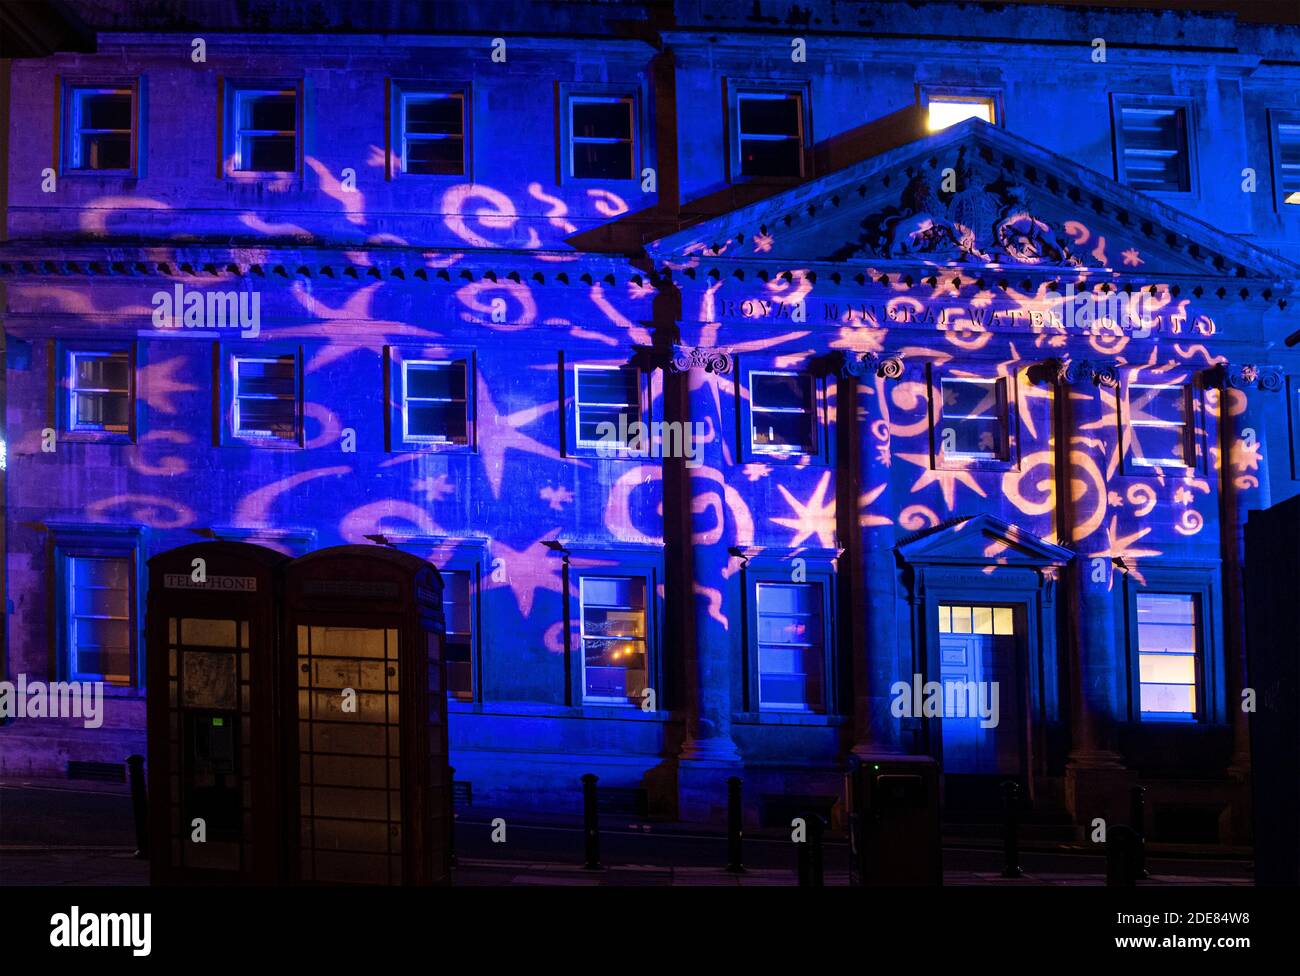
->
[4,0,1300,841]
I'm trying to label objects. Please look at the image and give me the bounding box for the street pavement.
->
[0,780,1254,886]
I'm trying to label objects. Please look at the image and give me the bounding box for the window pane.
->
[572,99,631,141]
[404,138,464,175]
[739,96,800,137]
[928,97,994,131]
[1131,424,1186,467]
[757,583,824,712]
[752,372,812,412]
[941,378,1005,458]
[242,92,296,132]
[70,556,132,682]
[407,362,465,401]
[1119,106,1188,192]
[579,367,637,405]
[237,399,297,438]
[75,354,129,392]
[993,607,1014,635]
[81,91,132,131]
[1136,593,1198,717]
[1130,385,1186,425]
[950,605,972,634]
[1278,122,1300,195]
[573,140,633,179]
[237,358,295,396]
[79,132,132,170]
[404,95,462,136]
[739,137,801,178]
[581,576,647,703]
[245,135,296,172]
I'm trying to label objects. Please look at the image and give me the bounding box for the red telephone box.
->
[281,545,449,885]
[145,541,289,884]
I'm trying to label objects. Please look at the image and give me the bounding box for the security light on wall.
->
[927,95,995,131]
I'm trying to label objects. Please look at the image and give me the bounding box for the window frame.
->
[390,536,487,703]
[561,355,657,461]
[388,82,471,180]
[60,80,141,176]
[50,524,145,691]
[725,78,813,184]
[1122,563,1221,725]
[1118,370,1202,475]
[220,344,303,448]
[928,363,1019,472]
[385,346,476,453]
[739,547,839,719]
[558,84,644,185]
[56,341,137,444]
[222,80,303,178]
[918,85,1003,132]
[1268,108,1300,211]
[737,356,831,466]
[1109,93,1198,197]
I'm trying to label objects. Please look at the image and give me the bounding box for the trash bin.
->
[846,754,942,885]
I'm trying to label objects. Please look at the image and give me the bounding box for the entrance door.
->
[937,604,1025,807]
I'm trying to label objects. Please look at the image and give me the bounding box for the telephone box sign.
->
[163,574,258,592]
[302,579,401,600]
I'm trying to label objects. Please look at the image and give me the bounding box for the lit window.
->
[402,360,469,445]
[442,570,473,700]
[939,376,1008,460]
[399,91,465,175]
[1115,103,1190,193]
[1136,593,1199,719]
[68,350,131,433]
[736,92,804,178]
[938,604,1014,636]
[569,95,634,179]
[1128,383,1189,468]
[69,556,132,684]
[231,88,298,173]
[64,86,135,171]
[750,371,817,455]
[232,354,298,442]
[580,576,647,704]
[575,364,640,449]
[927,95,995,132]
[756,582,825,712]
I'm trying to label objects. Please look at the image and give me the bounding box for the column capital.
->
[1052,357,1120,388]
[1215,363,1284,393]
[838,350,905,380]
[668,344,733,375]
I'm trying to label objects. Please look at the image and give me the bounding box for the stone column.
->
[1056,358,1133,827]
[840,350,906,758]
[669,345,742,821]
[1214,364,1281,794]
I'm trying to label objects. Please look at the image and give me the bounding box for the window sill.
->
[734,711,847,727]
[59,430,135,446]
[447,699,675,723]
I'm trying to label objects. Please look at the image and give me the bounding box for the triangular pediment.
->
[898,514,1072,567]
[648,118,1299,282]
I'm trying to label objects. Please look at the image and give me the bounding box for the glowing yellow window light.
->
[927,96,995,132]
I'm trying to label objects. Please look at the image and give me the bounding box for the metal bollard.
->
[1130,785,1149,879]
[125,754,149,860]
[796,812,825,886]
[581,773,602,870]
[1106,824,1139,886]
[725,776,744,873]
[1000,780,1023,878]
